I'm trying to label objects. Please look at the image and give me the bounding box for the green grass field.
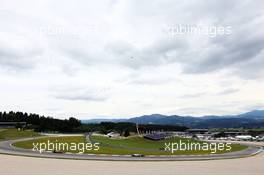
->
[0,129,40,141]
[13,134,248,155]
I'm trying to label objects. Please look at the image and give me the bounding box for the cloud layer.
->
[0,0,264,118]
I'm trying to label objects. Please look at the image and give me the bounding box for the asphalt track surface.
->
[2,152,264,175]
[0,137,262,161]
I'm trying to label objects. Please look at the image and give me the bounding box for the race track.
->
[0,138,262,161]
[1,151,264,175]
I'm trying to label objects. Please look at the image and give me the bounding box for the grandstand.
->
[0,122,26,128]
[144,133,173,141]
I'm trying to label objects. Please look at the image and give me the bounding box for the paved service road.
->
[0,138,262,161]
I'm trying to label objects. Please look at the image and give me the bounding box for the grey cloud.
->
[181,21,264,78]
[217,88,239,95]
[185,42,263,78]
[56,94,106,101]
[129,76,176,85]
[176,101,245,116]
[16,0,260,81]
[245,103,264,111]
[130,78,172,85]
[118,0,264,79]
[233,50,264,79]
[179,88,239,99]
[55,90,107,102]
[0,10,45,70]
[1,0,263,80]
[179,92,207,99]
[53,86,110,102]
[0,46,42,70]
[105,39,187,69]
[174,1,264,78]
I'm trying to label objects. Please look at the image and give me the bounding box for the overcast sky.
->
[0,0,264,119]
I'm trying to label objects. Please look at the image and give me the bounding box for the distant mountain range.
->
[82,110,264,128]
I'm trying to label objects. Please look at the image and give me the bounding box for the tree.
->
[124,129,130,137]
[15,122,23,129]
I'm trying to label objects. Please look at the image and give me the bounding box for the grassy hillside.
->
[13,135,248,155]
[0,129,40,141]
